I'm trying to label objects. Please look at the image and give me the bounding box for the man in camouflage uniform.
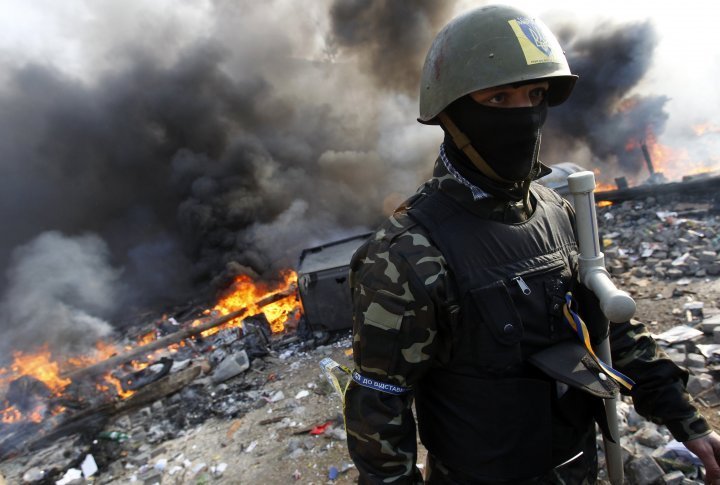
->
[344,5,720,484]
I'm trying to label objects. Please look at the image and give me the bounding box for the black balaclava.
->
[444,95,548,183]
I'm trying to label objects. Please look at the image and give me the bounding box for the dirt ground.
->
[144,276,720,484]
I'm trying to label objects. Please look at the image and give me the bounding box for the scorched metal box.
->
[297,233,371,331]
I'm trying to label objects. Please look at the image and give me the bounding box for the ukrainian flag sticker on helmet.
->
[508,17,562,65]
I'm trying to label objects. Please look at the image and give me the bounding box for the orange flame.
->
[1,270,302,425]
[208,269,301,335]
[693,123,720,136]
[4,346,71,395]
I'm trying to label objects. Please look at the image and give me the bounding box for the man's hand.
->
[684,431,720,484]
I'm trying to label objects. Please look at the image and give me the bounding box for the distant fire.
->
[693,123,720,136]
[0,270,302,426]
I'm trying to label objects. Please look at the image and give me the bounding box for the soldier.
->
[344,4,720,484]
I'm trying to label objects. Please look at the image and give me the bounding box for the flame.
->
[693,123,720,136]
[597,200,613,208]
[1,270,302,426]
[621,128,713,182]
[3,346,70,395]
[209,269,301,335]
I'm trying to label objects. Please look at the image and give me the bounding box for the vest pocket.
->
[470,281,524,346]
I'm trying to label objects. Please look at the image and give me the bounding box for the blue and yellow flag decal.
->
[508,17,562,65]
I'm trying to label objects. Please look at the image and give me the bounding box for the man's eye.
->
[489,93,506,104]
[530,88,547,99]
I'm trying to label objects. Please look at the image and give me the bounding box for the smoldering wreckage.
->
[1,162,720,484]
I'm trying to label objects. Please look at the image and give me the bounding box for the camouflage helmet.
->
[418,5,577,122]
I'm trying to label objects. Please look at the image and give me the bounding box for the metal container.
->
[297,233,371,331]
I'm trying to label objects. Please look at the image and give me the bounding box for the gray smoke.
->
[0,232,117,356]
[0,1,442,354]
[543,20,668,177]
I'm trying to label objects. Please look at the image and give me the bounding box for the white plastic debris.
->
[168,465,183,476]
[56,468,82,485]
[653,325,704,344]
[245,440,258,453]
[154,458,168,472]
[295,389,310,399]
[81,454,98,478]
[270,390,285,402]
[212,462,228,477]
[192,462,207,475]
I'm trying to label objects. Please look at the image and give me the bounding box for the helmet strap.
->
[437,112,513,184]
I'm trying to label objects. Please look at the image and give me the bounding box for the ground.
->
[142,276,720,484]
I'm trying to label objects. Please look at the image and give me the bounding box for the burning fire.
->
[209,269,301,334]
[0,270,302,426]
[693,123,720,136]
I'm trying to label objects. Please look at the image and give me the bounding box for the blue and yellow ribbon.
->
[563,292,635,391]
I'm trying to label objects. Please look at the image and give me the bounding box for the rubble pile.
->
[1,318,356,484]
[598,195,720,279]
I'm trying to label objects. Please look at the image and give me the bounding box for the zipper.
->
[511,276,532,295]
[509,259,566,297]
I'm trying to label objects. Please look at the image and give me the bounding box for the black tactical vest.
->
[408,183,603,482]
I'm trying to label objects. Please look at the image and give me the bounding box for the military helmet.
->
[418,4,577,122]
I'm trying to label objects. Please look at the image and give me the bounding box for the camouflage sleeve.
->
[561,194,711,442]
[610,319,711,442]
[344,214,449,485]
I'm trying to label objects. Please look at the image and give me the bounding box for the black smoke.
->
[543,20,669,176]
[328,0,457,94]
[0,2,442,355]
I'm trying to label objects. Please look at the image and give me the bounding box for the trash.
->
[328,465,339,480]
[309,420,334,435]
[56,468,82,485]
[22,467,44,483]
[671,253,690,266]
[295,389,310,399]
[270,390,285,402]
[81,454,99,478]
[245,441,258,453]
[98,431,130,442]
[653,325,704,344]
[684,302,704,324]
[292,469,302,480]
[212,463,228,478]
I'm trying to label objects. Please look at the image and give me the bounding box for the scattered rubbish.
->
[328,465,339,480]
[56,468,82,485]
[653,325,704,344]
[80,454,98,478]
[309,420,334,435]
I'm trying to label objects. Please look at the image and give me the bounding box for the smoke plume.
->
[0,1,443,354]
[542,20,668,177]
[0,232,117,356]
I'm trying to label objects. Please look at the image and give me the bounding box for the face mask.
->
[445,96,548,182]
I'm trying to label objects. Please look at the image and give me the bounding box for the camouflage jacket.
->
[344,151,711,484]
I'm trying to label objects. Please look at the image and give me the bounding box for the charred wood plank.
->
[64,286,296,381]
